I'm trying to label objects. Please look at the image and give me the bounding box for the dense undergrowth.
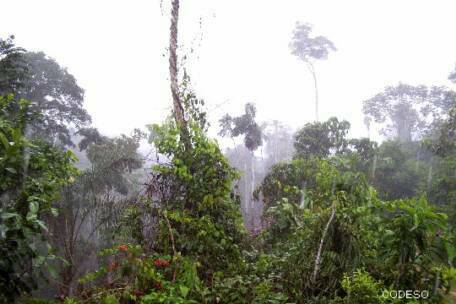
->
[1,33,455,303]
[2,96,454,303]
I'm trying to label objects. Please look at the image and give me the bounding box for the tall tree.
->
[219,103,263,152]
[219,103,263,227]
[0,39,91,146]
[363,83,456,141]
[289,22,336,121]
[263,120,294,169]
[20,52,91,146]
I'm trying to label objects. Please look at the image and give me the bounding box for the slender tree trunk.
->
[169,0,185,125]
[307,62,319,122]
[250,151,256,231]
[232,137,238,155]
[59,264,74,298]
[243,161,248,216]
[274,121,279,163]
[251,151,255,197]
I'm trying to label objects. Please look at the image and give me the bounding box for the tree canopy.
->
[294,117,350,159]
[289,22,336,63]
[219,103,263,152]
[363,83,455,141]
[0,38,90,147]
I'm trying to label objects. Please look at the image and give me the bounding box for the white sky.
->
[2,0,456,142]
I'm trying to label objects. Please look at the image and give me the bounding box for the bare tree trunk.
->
[251,151,255,197]
[274,121,279,163]
[250,151,255,229]
[243,161,248,215]
[307,62,319,122]
[232,137,238,155]
[312,202,336,283]
[168,0,192,153]
[169,0,185,125]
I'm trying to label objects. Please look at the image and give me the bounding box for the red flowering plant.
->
[78,243,187,302]
[153,258,171,268]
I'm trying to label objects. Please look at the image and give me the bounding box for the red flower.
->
[154,282,162,290]
[153,259,162,267]
[161,260,170,267]
[117,244,129,251]
[153,258,170,267]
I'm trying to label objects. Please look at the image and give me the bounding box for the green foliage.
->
[0,37,91,146]
[0,36,28,94]
[219,103,263,151]
[259,160,378,300]
[255,156,453,303]
[340,269,383,304]
[180,73,209,132]
[44,128,144,298]
[424,105,456,158]
[0,94,77,302]
[7,59,450,302]
[84,130,144,194]
[370,141,430,200]
[149,120,246,279]
[294,117,350,159]
[78,244,201,304]
[376,197,449,290]
[255,158,310,209]
[206,250,289,304]
[78,101,247,302]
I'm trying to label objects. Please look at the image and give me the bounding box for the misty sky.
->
[2,0,456,143]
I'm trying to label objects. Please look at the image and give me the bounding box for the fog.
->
[2,0,456,142]
[1,2,456,302]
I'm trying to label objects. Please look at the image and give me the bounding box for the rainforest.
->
[0,1,455,303]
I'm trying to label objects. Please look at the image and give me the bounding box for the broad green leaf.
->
[179,285,190,298]
[29,201,39,214]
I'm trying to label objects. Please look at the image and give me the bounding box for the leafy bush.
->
[0,95,77,303]
[340,269,383,304]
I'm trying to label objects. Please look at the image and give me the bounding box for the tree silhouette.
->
[363,83,455,141]
[289,22,336,121]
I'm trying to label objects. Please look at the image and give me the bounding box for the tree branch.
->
[312,201,336,283]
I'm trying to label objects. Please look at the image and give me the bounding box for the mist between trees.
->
[0,2,456,303]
